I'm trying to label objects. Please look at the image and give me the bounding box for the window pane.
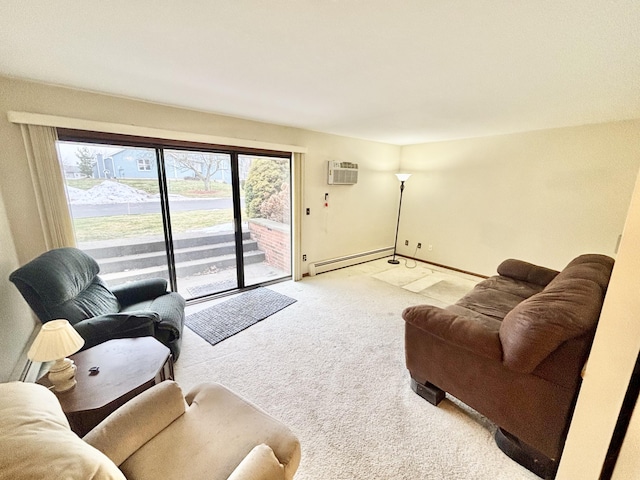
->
[57,141,169,286]
[164,149,238,298]
[240,155,291,287]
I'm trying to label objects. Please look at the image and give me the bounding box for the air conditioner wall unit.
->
[328,161,358,185]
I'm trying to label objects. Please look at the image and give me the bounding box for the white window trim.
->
[7,111,308,153]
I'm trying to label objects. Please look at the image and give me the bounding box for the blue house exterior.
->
[92,149,232,183]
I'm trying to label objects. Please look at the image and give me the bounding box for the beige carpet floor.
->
[176,258,538,480]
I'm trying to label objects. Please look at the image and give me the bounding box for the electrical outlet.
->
[303,254,307,261]
[428,245,433,251]
[417,243,422,249]
[404,240,409,246]
[306,208,310,215]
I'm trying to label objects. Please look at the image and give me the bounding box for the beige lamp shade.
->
[27,319,85,362]
[395,173,412,182]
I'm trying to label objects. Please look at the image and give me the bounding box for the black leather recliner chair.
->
[10,247,185,361]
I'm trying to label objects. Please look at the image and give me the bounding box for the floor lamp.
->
[389,173,411,264]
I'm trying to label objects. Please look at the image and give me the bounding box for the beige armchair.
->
[85,380,301,480]
[0,380,300,480]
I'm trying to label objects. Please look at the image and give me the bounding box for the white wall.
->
[398,122,640,275]
[0,184,38,382]
[300,133,400,263]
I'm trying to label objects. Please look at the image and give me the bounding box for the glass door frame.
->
[230,153,245,289]
[57,128,293,300]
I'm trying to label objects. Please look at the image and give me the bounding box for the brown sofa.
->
[403,254,614,478]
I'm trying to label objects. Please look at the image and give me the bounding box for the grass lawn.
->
[74,209,234,242]
[67,178,233,198]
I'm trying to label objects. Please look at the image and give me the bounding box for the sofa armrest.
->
[184,383,301,479]
[499,278,603,373]
[497,259,559,286]
[110,278,168,306]
[402,305,502,361]
[73,312,158,350]
[227,444,286,480]
[83,381,186,466]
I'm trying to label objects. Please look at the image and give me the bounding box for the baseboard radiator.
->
[308,247,394,276]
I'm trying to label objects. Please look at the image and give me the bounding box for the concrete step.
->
[84,231,251,260]
[97,239,259,274]
[101,249,266,286]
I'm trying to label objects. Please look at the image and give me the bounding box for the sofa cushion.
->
[499,278,604,373]
[446,304,503,326]
[53,276,121,325]
[566,253,615,270]
[454,277,543,321]
[9,247,121,324]
[497,258,560,286]
[403,304,503,361]
[0,382,125,480]
[9,247,100,306]
[553,254,615,293]
[475,275,546,301]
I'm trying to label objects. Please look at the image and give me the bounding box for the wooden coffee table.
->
[38,336,174,437]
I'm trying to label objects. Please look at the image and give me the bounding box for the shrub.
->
[244,158,289,221]
[260,183,290,224]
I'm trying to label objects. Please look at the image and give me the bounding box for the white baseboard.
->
[308,247,394,276]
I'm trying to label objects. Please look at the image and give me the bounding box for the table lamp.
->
[28,319,85,393]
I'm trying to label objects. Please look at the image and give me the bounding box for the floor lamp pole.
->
[388,180,406,264]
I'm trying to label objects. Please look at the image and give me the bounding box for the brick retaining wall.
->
[248,219,291,273]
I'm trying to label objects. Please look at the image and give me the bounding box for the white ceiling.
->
[1,1,639,145]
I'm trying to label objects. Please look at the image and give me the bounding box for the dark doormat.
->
[185,287,297,346]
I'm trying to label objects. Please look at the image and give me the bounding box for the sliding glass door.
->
[57,143,171,286]
[56,137,291,301]
[163,148,238,297]
[240,154,291,287]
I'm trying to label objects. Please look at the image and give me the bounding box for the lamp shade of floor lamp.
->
[389,173,411,264]
[27,319,85,393]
